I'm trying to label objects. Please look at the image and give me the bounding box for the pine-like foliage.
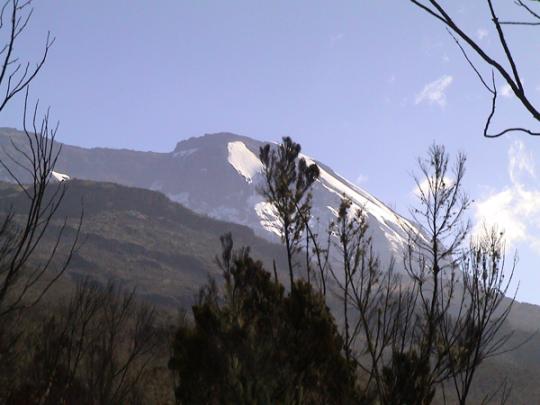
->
[169,234,360,404]
[259,137,320,289]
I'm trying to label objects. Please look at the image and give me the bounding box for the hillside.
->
[0,128,414,273]
[0,179,290,308]
[2,130,540,402]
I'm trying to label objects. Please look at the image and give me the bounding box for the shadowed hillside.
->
[0,179,290,308]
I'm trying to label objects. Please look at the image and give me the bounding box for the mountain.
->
[0,128,414,272]
[3,128,540,402]
[0,179,291,308]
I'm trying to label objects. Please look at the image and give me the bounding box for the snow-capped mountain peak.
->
[227,141,263,184]
[0,130,416,270]
[222,139,413,267]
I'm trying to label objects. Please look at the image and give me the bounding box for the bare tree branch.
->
[0,1,54,113]
[409,0,540,137]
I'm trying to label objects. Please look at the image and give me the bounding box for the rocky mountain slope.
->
[2,128,540,402]
[0,179,290,308]
[0,128,415,271]
[0,176,538,404]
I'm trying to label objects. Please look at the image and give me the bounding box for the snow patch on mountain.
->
[227,141,263,183]
[254,201,281,237]
[302,154,412,246]
[51,171,70,182]
[223,141,413,261]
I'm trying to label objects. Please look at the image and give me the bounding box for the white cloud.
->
[474,140,540,252]
[415,75,453,107]
[500,83,513,98]
[355,174,368,185]
[476,28,489,41]
[509,140,535,183]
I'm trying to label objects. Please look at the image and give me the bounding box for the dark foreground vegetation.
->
[0,123,521,403]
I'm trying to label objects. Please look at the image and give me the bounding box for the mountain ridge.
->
[0,178,292,308]
[0,129,417,272]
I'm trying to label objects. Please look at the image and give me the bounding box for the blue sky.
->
[2,1,540,303]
